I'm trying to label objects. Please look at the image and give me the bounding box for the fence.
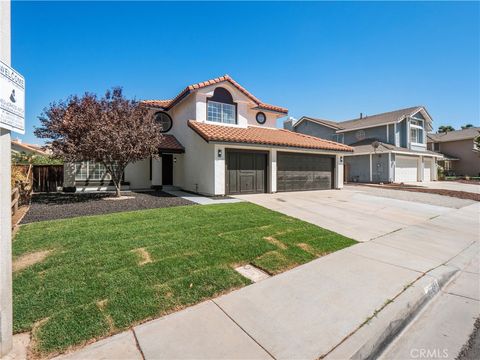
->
[31,165,64,193]
[12,164,63,193]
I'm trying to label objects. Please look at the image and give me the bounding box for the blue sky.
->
[11,1,480,144]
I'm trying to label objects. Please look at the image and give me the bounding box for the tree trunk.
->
[114,182,121,197]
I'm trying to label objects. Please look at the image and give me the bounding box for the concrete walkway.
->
[163,189,243,205]
[55,198,479,360]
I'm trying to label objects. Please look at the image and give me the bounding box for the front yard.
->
[13,202,356,357]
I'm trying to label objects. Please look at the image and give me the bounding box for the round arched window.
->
[256,112,266,124]
[154,111,173,133]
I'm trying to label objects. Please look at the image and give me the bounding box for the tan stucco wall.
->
[438,139,480,176]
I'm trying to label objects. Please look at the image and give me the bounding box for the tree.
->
[35,88,163,197]
[438,125,455,133]
[461,124,474,129]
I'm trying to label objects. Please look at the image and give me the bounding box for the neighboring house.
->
[289,106,443,183]
[427,127,480,177]
[11,139,49,157]
[63,75,353,195]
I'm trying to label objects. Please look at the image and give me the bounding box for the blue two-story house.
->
[287,106,443,183]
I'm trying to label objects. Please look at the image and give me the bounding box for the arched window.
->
[207,87,237,124]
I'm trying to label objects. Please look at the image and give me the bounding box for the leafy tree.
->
[35,88,163,197]
[438,125,455,133]
[12,152,63,165]
[461,124,474,129]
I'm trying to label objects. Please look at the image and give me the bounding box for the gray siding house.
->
[427,127,480,177]
[289,106,443,183]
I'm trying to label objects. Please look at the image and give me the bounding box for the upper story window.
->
[207,87,237,124]
[433,142,440,151]
[410,127,423,144]
[410,117,424,144]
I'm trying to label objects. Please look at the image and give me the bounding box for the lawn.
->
[13,202,356,357]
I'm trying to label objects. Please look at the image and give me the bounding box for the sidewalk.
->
[56,203,479,360]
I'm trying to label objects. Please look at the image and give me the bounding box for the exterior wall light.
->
[218,149,222,158]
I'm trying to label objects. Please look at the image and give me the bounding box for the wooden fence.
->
[12,164,64,193]
[31,165,64,193]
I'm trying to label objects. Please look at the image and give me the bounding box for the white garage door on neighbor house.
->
[395,155,418,182]
[423,158,432,182]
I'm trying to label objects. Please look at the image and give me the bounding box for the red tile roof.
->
[188,121,353,152]
[142,75,288,114]
[158,134,184,153]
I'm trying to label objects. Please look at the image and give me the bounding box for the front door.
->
[162,154,173,185]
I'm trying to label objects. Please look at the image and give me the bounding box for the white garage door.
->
[423,158,432,182]
[395,156,418,183]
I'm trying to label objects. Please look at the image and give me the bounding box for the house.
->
[427,127,480,177]
[11,139,49,157]
[289,106,443,183]
[63,75,353,195]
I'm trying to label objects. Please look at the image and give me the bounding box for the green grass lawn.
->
[13,202,356,357]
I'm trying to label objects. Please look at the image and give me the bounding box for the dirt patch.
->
[96,299,115,332]
[361,184,480,201]
[297,243,316,255]
[13,250,51,272]
[131,247,152,265]
[263,236,288,250]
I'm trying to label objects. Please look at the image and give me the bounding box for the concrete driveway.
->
[234,188,461,242]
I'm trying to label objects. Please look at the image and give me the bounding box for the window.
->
[256,112,266,124]
[410,127,423,144]
[434,142,440,151]
[75,161,111,181]
[207,101,236,124]
[207,87,237,124]
[154,111,173,133]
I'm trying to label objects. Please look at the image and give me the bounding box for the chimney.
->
[360,113,363,119]
[283,116,296,131]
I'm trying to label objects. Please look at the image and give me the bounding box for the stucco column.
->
[417,156,423,182]
[335,155,344,189]
[151,157,162,186]
[0,0,12,355]
[270,149,277,193]
[214,145,225,195]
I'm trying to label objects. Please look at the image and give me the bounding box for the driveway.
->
[234,187,466,242]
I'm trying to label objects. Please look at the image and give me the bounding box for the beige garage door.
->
[395,156,418,183]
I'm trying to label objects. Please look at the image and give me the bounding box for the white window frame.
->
[75,161,111,181]
[207,100,237,124]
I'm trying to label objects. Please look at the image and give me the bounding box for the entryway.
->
[162,154,173,186]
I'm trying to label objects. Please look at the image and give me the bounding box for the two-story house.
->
[427,127,480,177]
[63,75,353,195]
[289,106,443,183]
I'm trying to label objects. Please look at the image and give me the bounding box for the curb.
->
[326,264,459,360]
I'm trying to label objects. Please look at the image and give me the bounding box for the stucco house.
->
[427,127,480,177]
[288,106,443,183]
[11,139,49,157]
[63,75,353,195]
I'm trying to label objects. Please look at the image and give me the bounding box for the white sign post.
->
[0,61,25,134]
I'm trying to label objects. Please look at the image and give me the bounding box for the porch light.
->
[218,149,222,158]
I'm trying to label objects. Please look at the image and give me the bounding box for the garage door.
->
[395,156,418,183]
[226,150,267,194]
[277,152,334,192]
[423,158,432,182]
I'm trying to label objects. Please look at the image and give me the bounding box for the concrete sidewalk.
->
[55,202,479,360]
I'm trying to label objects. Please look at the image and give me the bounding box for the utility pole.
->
[0,0,13,356]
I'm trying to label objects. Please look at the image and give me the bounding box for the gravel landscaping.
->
[21,191,194,223]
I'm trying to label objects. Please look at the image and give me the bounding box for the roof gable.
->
[142,75,288,114]
[427,127,480,143]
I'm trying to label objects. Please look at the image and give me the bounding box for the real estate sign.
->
[0,60,25,134]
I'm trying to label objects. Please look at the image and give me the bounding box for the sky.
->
[10,1,480,144]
